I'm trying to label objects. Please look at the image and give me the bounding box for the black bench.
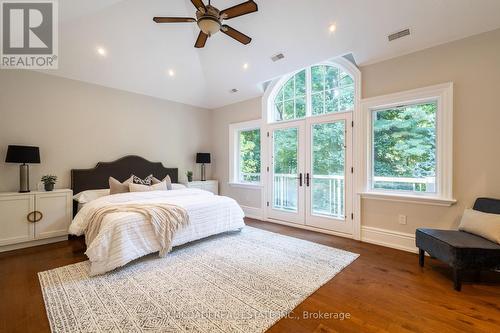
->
[416,198,500,291]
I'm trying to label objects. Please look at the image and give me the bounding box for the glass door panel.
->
[273,128,299,212]
[305,113,352,234]
[311,121,345,218]
[267,121,305,225]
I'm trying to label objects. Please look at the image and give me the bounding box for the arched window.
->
[274,70,306,121]
[269,62,355,123]
[311,65,354,115]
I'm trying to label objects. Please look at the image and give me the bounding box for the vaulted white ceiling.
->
[44,0,500,109]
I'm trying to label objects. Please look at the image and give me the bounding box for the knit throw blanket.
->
[85,203,189,257]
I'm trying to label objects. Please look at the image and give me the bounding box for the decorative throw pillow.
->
[133,174,153,185]
[109,175,133,195]
[458,208,500,244]
[129,181,168,192]
[152,175,172,190]
[73,189,110,204]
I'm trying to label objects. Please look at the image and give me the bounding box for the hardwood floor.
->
[1,218,499,333]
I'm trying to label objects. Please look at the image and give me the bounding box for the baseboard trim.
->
[361,226,417,253]
[241,205,263,220]
[241,207,418,254]
[257,217,354,239]
[0,236,68,253]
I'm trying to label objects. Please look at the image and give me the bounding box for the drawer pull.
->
[26,212,35,223]
[27,211,35,223]
[27,211,43,223]
[34,211,43,222]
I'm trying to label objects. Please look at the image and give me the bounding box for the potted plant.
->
[186,171,193,182]
[41,175,57,191]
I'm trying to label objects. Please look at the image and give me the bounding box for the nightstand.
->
[0,189,73,252]
[185,180,218,194]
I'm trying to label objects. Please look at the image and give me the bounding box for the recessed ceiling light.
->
[243,63,249,70]
[167,69,175,77]
[329,24,337,33]
[96,47,107,56]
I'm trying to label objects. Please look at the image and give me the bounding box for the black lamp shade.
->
[196,153,211,164]
[5,145,40,164]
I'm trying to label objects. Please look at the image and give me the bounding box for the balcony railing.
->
[272,173,344,217]
[372,176,436,192]
[312,175,344,217]
[273,173,299,212]
[271,173,435,218]
[239,173,261,183]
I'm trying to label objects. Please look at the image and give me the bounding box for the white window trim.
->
[228,119,263,189]
[359,83,456,206]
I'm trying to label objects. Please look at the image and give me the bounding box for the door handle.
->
[298,173,303,187]
[306,173,310,187]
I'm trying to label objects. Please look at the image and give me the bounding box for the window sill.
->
[228,182,263,190]
[360,192,457,207]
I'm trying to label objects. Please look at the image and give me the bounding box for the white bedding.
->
[70,188,245,275]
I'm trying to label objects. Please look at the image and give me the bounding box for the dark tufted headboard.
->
[71,156,178,217]
[71,155,178,195]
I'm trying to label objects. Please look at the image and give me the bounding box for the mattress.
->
[70,188,245,275]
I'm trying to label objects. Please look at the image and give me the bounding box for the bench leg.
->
[418,249,425,267]
[474,270,481,283]
[453,268,462,291]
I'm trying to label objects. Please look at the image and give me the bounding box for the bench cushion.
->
[416,228,500,269]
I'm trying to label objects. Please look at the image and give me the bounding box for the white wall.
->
[211,98,262,209]
[0,70,212,192]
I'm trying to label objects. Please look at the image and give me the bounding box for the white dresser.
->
[0,189,72,252]
[185,180,218,194]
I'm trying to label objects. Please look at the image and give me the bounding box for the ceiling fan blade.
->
[190,0,206,11]
[220,1,258,20]
[195,31,209,48]
[153,17,196,23]
[221,25,252,45]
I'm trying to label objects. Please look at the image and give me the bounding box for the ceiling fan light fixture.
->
[197,16,221,36]
[154,0,258,48]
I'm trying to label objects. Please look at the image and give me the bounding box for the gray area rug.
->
[39,226,359,333]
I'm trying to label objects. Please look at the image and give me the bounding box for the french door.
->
[267,112,353,235]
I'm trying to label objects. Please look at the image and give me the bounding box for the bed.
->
[69,156,245,276]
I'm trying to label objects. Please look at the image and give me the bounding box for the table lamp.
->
[5,145,40,193]
[196,153,211,181]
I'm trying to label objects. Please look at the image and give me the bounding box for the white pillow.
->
[458,208,500,244]
[171,183,187,190]
[129,181,168,192]
[73,189,110,204]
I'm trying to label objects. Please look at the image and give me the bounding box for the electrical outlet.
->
[398,214,407,225]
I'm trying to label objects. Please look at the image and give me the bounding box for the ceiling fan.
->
[153,0,258,48]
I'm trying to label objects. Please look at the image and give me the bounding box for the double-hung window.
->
[229,120,262,187]
[361,83,455,205]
